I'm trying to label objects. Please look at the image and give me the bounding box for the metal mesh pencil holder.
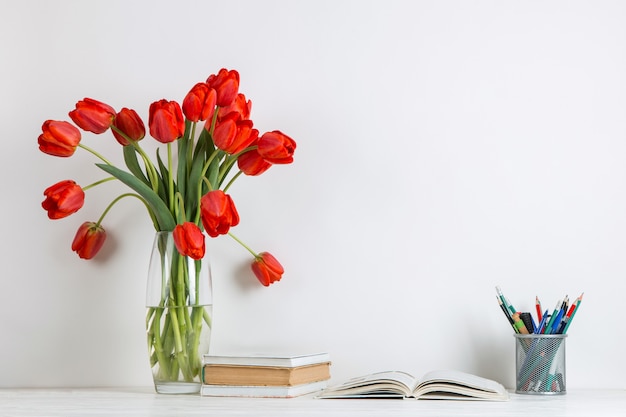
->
[514,334,567,395]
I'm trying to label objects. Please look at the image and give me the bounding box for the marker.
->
[535,296,543,323]
[512,312,530,334]
[520,312,536,334]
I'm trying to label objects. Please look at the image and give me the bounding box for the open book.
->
[317,370,509,401]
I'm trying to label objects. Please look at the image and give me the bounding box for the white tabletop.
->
[1,388,625,417]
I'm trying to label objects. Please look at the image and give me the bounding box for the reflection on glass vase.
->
[146,231,212,394]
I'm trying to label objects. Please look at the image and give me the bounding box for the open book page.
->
[414,370,509,401]
[318,370,509,401]
[318,371,416,398]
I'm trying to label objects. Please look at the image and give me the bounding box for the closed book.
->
[203,362,331,386]
[202,352,330,368]
[200,380,328,398]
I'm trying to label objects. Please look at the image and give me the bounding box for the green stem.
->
[82,177,116,191]
[192,151,220,224]
[222,170,243,193]
[167,142,175,213]
[219,145,257,192]
[187,122,197,176]
[79,144,114,165]
[96,193,151,226]
[228,232,259,258]
[174,192,187,223]
[148,308,170,376]
[208,107,219,136]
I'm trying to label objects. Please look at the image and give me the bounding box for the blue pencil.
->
[536,309,549,334]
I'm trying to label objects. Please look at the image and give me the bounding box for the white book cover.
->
[202,352,331,368]
[200,380,328,398]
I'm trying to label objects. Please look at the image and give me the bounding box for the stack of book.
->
[200,352,331,398]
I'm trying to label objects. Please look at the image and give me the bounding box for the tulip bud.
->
[200,190,240,238]
[217,93,251,121]
[71,221,106,260]
[148,99,185,143]
[206,68,239,107]
[38,120,81,157]
[69,98,116,134]
[237,149,272,176]
[172,222,206,260]
[183,82,217,122]
[214,117,258,155]
[257,130,296,164]
[251,252,284,286]
[111,108,145,146]
[42,180,85,219]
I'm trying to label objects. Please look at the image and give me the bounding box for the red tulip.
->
[217,93,251,121]
[182,82,217,122]
[251,252,284,286]
[172,222,205,260]
[213,117,258,154]
[38,120,81,157]
[42,180,85,219]
[206,68,239,107]
[148,99,185,143]
[257,130,296,164]
[71,221,106,260]
[111,108,145,146]
[69,98,116,134]
[237,149,272,176]
[200,190,240,238]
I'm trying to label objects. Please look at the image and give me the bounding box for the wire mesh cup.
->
[514,334,567,395]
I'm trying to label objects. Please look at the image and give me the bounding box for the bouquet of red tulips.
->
[37,69,296,390]
[38,68,295,287]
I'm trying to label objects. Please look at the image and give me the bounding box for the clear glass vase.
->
[146,231,213,394]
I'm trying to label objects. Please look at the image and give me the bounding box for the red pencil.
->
[566,293,582,318]
[535,296,543,323]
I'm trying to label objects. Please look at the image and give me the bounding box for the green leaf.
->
[154,149,169,203]
[177,135,189,197]
[218,155,237,188]
[185,139,208,220]
[96,163,176,231]
[123,146,149,186]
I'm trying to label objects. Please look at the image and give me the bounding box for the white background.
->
[1,0,625,390]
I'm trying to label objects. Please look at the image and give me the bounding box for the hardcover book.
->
[203,362,331,386]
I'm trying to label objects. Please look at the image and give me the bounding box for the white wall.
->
[2,0,625,390]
